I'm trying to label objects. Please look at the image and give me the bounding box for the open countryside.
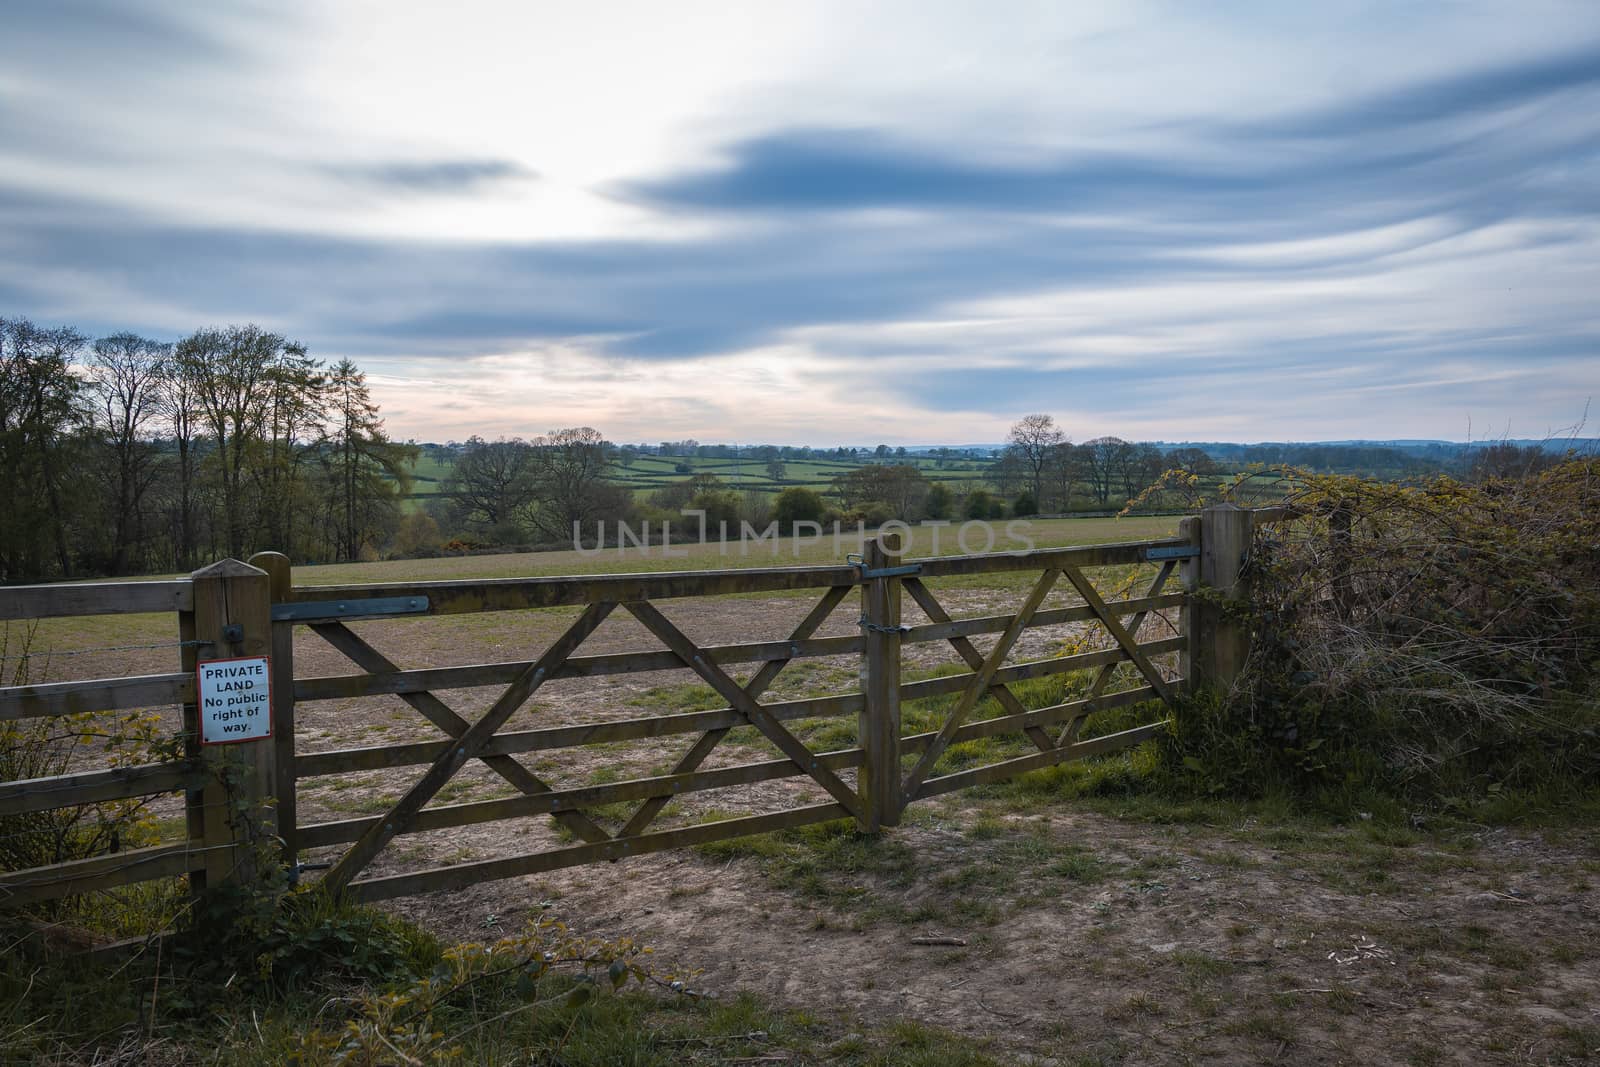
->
[4,5,1600,1066]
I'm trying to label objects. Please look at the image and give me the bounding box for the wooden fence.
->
[0,506,1259,908]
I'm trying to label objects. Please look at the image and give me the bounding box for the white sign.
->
[197,656,273,744]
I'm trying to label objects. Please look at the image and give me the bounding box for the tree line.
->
[1,317,414,582]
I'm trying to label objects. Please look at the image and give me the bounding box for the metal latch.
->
[271,595,431,622]
[847,553,923,580]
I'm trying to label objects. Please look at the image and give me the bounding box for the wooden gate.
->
[1,507,1263,908]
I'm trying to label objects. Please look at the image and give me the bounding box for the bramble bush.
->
[1163,457,1600,814]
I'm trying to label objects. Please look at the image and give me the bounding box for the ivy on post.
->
[1191,504,1254,693]
[859,530,905,831]
[187,558,277,890]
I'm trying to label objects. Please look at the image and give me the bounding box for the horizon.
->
[5,2,1598,443]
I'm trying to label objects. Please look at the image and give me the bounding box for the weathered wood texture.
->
[0,523,1217,907]
[0,761,204,817]
[0,842,220,908]
[1191,504,1254,692]
[0,579,192,620]
[0,673,190,722]
[859,532,904,830]
[250,551,299,857]
[188,558,276,888]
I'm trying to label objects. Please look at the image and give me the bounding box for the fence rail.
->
[1,508,1268,910]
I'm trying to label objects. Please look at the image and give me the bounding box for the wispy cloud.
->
[1,2,1596,442]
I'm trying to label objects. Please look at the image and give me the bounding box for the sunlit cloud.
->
[2,1,1597,443]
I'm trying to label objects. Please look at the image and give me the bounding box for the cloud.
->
[1,3,1597,443]
[322,158,537,193]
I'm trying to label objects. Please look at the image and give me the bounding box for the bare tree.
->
[442,436,540,535]
[89,333,169,573]
[527,427,627,541]
[1005,414,1067,503]
[173,325,284,558]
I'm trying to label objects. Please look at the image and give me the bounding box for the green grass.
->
[0,901,1008,1066]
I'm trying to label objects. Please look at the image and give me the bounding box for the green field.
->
[397,450,999,510]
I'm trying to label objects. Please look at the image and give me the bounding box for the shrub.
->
[1167,458,1600,810]
[773,486,825,532]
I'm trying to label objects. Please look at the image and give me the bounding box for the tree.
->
[173,324,286,558]
[442,437,539,535]
[527,427,627,542]
[1081,437,1132,505]
[88,332,169,574]
[152,352,204,569]
[0,319,90,578]
[1042,441,1085,511]
[325,359,417,561]
[689,489,741,535]
[1166,447,1216,477]
[924,483,954,520]
[1004,414,1067,504]
[773,486,825,532]
[766,459,786,482]
[831,464,929,519]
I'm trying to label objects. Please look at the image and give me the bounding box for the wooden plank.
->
[288,595,1185,704]
[0,761,204,816]
[295,688,868,777]
[292,641,1183,780]
[1058,561,1175,747]
[282,537,1186,617]
[287,565,860,615]
[624,600,866,822]
[620,584,851,838]
[902,594,1185,647]
[347,802,851,903]
[899,637,1187,702]
[912,720,1171,801]
[1059,565,1175,707]
[913,683,1162,754]
[0,841,216,908]
[297,745,868,850]
[911,538,1184,579]
[0,579,192,621]
[319,601,615,895]
[900,568,1060,799]
[308,621,614,847]
[902,577,1056,756]
[0,673,191,722]
[1250,505,1302,525]
[292,632,865,702]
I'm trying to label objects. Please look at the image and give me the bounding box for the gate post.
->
[1191,504,1254,693]
[859,531,904,831]
[249,551,296,861]
[187,558,277,889]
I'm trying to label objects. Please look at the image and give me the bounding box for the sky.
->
[3,1,1598,446]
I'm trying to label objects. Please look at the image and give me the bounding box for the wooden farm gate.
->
[0,507,1258,909]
